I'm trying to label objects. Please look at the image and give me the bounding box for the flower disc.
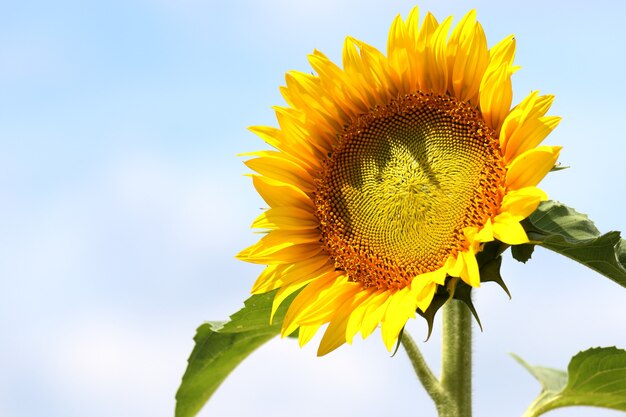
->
[316,92,506,291]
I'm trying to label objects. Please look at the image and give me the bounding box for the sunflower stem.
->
[440,299,473,417]
[401,331,447,407]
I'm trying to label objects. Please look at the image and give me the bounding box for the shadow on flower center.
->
[315,92,506,290]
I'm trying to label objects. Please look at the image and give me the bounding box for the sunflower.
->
[237,7,561,356]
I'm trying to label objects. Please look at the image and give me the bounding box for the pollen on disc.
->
[314,92,506,290]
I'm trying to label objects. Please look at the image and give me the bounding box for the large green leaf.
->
[175,290,294,417]
[514,347,626,417]
[523,201,626,288]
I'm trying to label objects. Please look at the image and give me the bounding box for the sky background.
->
[2,1,626,416]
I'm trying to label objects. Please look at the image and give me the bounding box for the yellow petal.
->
[297,282,360,326]
[504,115,561,162]
[499,91,538,151]
[360,42,398,101]
[251,175,314,211]
[479,35,516,132]
[414,282,438,313]
[245,155,316,192]
[405,7,420,44]
[445,253,464,277]
[447,10,489,102]
[281,272,346,336]
[498,91,560,162]
[506,146,562,190]
[251,206,319,231]
[307,50,368,117]
[317,309,351,356]
[359,292,392,339]
[460,250,480,287]
[252,265,280,294]
[415,12,439,91]
[345,289,377,343]
[273,106,331,158]
[387,13,412,92]
[475,218,494,242]
[284,71,348,133]
[237,239,322,265]
[271,278,315,322]
[248,125,320,171]
[492,212,529,245]
[250,229,320,254]
[279,257,334,288]
[297,324,321,347]
[500,187,548,221]
[318,288,373,353]
[414,263,448,286]
[424,16,452,94]
[253,254,330,294]
[381,287,416,351]
[342,37,378,109]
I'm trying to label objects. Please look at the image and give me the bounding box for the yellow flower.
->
[237,8,561,355]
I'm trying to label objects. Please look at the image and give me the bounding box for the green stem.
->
[401,332,448,408]
[440,299,473,417]
[402,300,473,417]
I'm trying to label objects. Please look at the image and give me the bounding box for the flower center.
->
[314,92,506,290]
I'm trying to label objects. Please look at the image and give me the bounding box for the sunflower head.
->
[238,7,561,355]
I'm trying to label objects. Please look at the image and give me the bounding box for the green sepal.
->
[448,254,509,332]
[479,255,511,298]
[456,240,512,327]
[417,241,510,336]
[417,284,452,340]
[175,289,298,417]
[451,280,482,330]
[514,347,626,417]
[391,327,405,357]
[550,163,569,172]
[523,200,626,289]
[511,243,536,264]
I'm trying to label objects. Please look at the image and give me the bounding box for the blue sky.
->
[2,1,626,416]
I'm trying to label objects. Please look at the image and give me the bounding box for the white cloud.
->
[107,152,255,253]
[200,332,437,417]
[46,313,190,417]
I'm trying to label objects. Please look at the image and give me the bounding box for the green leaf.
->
[512,353,568,394]
[175,290,296,417]
[515,347,626,417]
[524,201,626,288]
